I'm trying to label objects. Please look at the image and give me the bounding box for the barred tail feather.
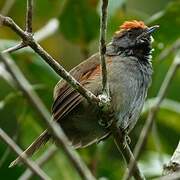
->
[9,130,50,167]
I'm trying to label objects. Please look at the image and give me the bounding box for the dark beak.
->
[137,25,159,40]
[146,25,159,35]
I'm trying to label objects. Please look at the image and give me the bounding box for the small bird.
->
[11,20,158,166]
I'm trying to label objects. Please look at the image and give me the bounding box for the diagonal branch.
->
[1,18,59,54]
[0,14,99,105]
[111,121,145,180]
[2,42,26,54]
[19,146,57,180]
[0,133,17,168]
[0,128,50,180]
[0,53,96,180]
[123,52,180,180]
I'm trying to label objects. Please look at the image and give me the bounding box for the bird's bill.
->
[146,25,160,35]
[137,25,159,40]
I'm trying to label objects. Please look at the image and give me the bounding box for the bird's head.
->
[108,20,159,59]
[113,20,159,49]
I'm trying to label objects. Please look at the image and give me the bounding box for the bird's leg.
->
[120,129,131,148]
[125,134,131,144]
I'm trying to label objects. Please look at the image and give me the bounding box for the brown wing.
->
[52,53,101,121]
[11,54,109,166]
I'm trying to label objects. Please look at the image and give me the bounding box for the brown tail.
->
[9,130,50,167]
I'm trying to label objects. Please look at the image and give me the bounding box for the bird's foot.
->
[125,134,131,144]
[122,131,131,148]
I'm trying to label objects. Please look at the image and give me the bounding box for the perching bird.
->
[11,20,158,166]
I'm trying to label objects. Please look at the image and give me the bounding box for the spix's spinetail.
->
[10,20,159,167]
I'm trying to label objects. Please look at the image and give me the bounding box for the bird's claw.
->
[125,135,131,144]
[122,133,131,148]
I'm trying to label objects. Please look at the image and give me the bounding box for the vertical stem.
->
[26,0,33,32]
[99,0,109,97]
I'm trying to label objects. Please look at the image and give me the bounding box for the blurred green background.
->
[0,0,180,179]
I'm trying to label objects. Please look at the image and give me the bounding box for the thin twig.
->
[0,128,50,180]
[0,53,96,180]
[99,1,144,179]
[111,121,145,180]
[1,0,33,53]
[123,52,180,180]
[0,15,99,105]
[19,146,57,180]
[99,0,109,97]
[0,133,17,168]
[0,18,59,54]
[2,42,26,54]
[26,0,33,33]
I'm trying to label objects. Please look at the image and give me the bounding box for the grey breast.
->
[108,55,152,132]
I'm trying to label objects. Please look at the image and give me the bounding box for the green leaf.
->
[59,0,99,45]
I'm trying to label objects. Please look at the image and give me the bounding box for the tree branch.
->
[0,53,96,180]
[0,128,50,180]
[19,146,57,180]
[0,14,99,105]
[0,18,59,54]
[123,52,180,180]
[1,1,145,179]
[0,133,17,168]
[99,0,109,98]
[2,42,26,54]
[26,0,33,33]
[99,1,144,179]
[111,121,145,180]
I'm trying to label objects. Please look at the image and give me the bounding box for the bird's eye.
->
[128,32,133,38]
